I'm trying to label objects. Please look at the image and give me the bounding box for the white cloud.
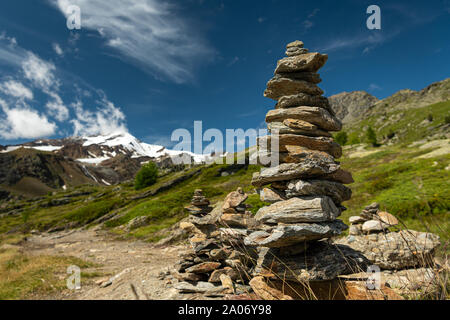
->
[52,43,64,56]
[70,97,128,137]
[368,83,382,91]
[0,80,33,100]
[22,52,58,89]
[227,56,239,67]
[0,99,56,139]
[45,91,69,121]
[49,0,215,83]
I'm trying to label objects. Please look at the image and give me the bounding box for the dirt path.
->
[23,227,194,300]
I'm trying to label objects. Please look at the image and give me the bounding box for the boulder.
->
[335,230,441,270]
[219,213,257,228]
[274,52,328,74]
[244,220,348,247]
[222,188,248,212]
[266,106,342,131]
[254,241,369,281]
[254,196,341,224]
[264,77,324,100]
[174,281,225,294]
[286,179,352,205]
[326,169,354,184]
[376,211,399,226]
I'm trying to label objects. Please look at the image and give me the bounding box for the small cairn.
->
[349,202,399,235]
[245,41,368,291]
[173,188,257,296]
[184,189,213,217]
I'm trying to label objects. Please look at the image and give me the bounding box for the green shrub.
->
[445,115,450,124]
[135,162,158,190]
[366,126,378,147]
[335,131,348,146]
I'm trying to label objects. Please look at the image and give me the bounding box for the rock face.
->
[336,230,440,270]
[246,40,357,286]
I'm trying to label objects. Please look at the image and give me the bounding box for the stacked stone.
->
[173,188,257,296]
[349,202,399,235]
[184,189,213,217]
[245,41,365,283]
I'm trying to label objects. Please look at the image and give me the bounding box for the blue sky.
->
[0,0,449,150]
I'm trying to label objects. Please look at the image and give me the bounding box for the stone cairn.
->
[349,202,399,235]
[244,40,368,289]
[173,188,258,297]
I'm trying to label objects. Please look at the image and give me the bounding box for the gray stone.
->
[286,179,352,205]
[264,77,324,100]
[267,121,331,137]
[335,230,441,270]
[276,93,332,111]
[349,216,367,224]
[251,161,340,188]
[175,281,224,294]
[266,106,342,132]
[362,220,389,233]
[275,52,328,74]
[254,196,341,224]
[244,220,348,247]
[254,241,369,281]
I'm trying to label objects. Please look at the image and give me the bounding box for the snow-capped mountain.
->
[0,132,210,192]
[1,131,208,165]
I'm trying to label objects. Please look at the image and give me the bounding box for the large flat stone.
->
[275,52,328,74]
[267,121,331,137]
[276,93,332,112]
[286,179,352,205]
[266,106,342,132]
[254,196,341,224]
[244,220,348,247]
[253,241,369,281]
[251,161,340,188]
[264,77,324,100]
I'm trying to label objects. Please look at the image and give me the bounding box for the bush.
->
[427,113,433,122]
[445,115,450,124]
[335,131,348,146]
[366,126,379,147]
[135,162,158,190]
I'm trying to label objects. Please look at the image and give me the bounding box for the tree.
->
[135,162,158,190]
[366,126,378,147]
[335,131,348,146]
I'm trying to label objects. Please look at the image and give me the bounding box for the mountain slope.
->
[328,91,379,124]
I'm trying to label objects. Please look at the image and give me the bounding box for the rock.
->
[208,248,230,261]
[254,242,369,281]
[264,77,324,100]
[274,52,328,74]
[349,224,362,236]
[382,268,438,291]
[281,145,336,164]
[259,188,286,203]
[254,196,341,224]
[263,134,342,158]
[219,213,256,228]
[249,276,293,300]
[222,188,248,213]
[362,220,389,233]
[173,272,206,282]
[344,281,404,300]
[267,121,331,137]
[335,230,441,270]
[209,268,231,283]
[376,211,399,226]
[244,220,348,247]
[349,216,367,224]
[277,71,319,83]
[174,281,224,294]
[326,169,354,184]
[286,179,352,205]
[276,93,331,111]
[366,202,380,210]
[286,40,304,49]
[251,161,340,188]
[285,48,309,57]
[185,261,222,274]
[220,274,235,293]
[126,216,149,231]
[266,106,342,131]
